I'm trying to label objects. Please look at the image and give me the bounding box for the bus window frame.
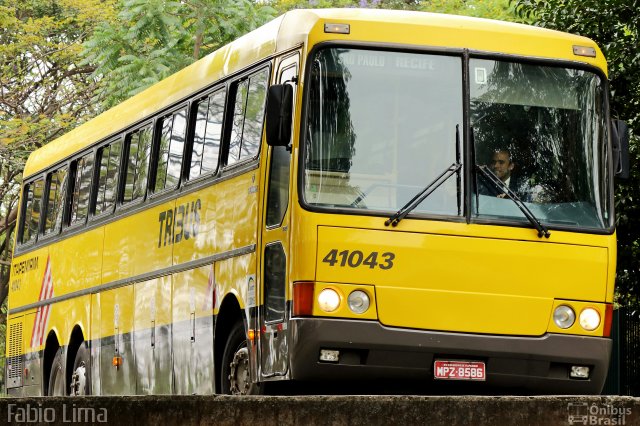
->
[297,42,615,236]
[466,51,615,236]
[183,86,228,187]
[222,65,272,172]
[90,136,124,222]
[39,162,71,241]
[297,42,467,224]
[64,148,98,232]
[17,173,46,247]
[118,120,155,210]
[148,104,189,199]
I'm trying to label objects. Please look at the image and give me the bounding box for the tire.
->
[48,347,66,396]
[220,321,263,395]
[70,342,91,396]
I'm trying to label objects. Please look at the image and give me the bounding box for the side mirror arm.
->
[611,119,630,180]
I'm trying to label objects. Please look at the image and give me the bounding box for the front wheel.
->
[48,347,66,396]
[220,321,263,395]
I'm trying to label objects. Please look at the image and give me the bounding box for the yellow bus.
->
[6,8,630,396]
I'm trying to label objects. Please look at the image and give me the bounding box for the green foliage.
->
[83,0,276,109]
[514,0,640,308]
[421,0,515,20]
[0,1,114,332]
[272,0,516,22]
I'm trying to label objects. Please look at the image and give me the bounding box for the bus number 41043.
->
[322,249,395,269]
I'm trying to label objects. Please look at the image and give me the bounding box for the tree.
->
[0,0,117,390]
[513,0,640,308]
[0,0,116,315]
[83,0,276,109]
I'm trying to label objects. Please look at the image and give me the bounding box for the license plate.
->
[434,360,486,381]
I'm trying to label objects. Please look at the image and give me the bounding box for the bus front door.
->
[259,53,298,378]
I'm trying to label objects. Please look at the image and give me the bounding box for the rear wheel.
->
[70,343,91,395]
[48,347,66,396]
[220,321,263,395]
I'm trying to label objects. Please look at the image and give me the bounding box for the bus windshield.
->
[303,48,464,217]
[470,59,610,230]
[302,47,611,231]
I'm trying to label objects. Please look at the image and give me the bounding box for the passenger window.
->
[20,177,45,244]
[228,68,269,166]
[123,126,152,204]
[155,108,187,192]
[95,140,121,215]
[43,166,68,235]
[70,152,94,225]
[190,89,225,179]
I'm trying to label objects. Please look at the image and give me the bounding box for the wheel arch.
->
[214,294,244,393]
[42,330,61,396]
[65,325,86,394]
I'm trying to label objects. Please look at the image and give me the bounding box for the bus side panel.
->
[49,227,104,310]
[6,314,25,396]
[97,286,135,395]
[172,266,214,395]
[9,246,49,331]
[216,252,257,327]
[90,293,101,395]
[173,169,260,391]
[8,246,48,396]
[21,312,41,396]
[102,201,175,284]
[173,169,260,264]
[133,276,172,394]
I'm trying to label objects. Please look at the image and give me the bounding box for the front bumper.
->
[289,318,611,394]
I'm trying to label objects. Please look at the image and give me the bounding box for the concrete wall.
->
[2,395,639,425]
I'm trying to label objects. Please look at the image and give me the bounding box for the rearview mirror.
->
[612,119,630,179]
[266,84,293,148]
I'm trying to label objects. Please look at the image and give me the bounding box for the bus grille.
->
[7,322,23,388]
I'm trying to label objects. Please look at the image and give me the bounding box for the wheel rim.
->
[70,361,87,396]
[228,346,251,395]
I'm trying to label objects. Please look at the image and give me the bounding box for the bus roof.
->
[23,8,605,178]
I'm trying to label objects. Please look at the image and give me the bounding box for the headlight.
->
[317,288,341,312]
[553,305,576,329]
[579,308,600,331]
[347,290,370,314]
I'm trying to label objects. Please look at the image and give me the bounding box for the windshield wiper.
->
[475,164,551,238]
[385,162,462,227]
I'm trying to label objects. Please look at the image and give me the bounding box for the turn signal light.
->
[112,356,123,367]
[293,281,314,316]
[603,304,613,337]
[247,329,257,341]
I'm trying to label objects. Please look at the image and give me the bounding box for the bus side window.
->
[155,108,187,192]
[19,177,45,244]
[43,166,69,236]
[122,126,152,204]
[69,152,94,226]
[94,140,121,215]
[190,89,225,180]
[228,68,269,166]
